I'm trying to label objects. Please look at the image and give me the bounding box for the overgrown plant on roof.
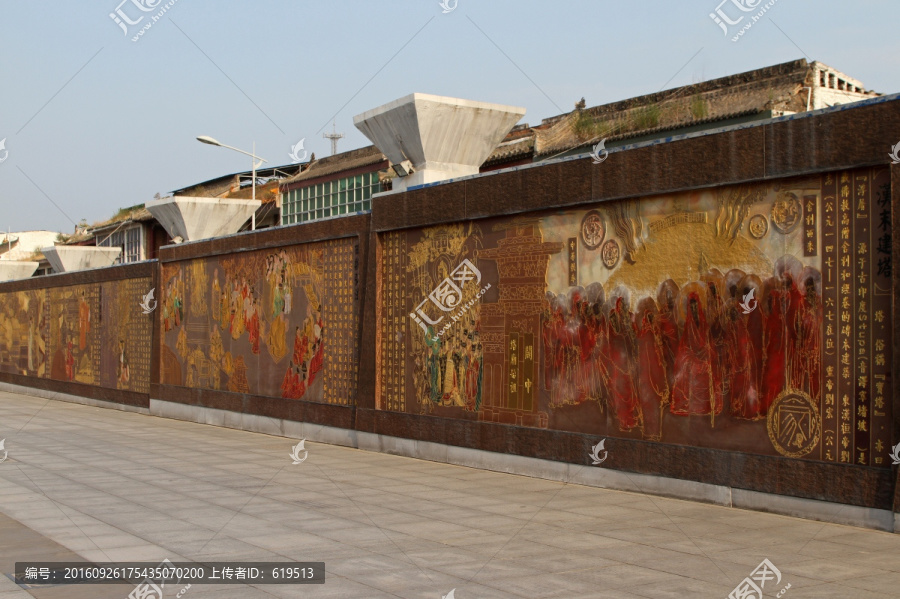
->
[571,110,597,141]
[571,111,617,145]
[690,94,708,120]
[631,103,661,130]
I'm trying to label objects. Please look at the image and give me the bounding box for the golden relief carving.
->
[580,210,605,249]
[767,389,821,458]
[601,240,620,269]
[771,191,802,234]
[749,214,768,239]
[607,222,772,301]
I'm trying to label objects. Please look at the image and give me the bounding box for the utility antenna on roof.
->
[323,121,344,156]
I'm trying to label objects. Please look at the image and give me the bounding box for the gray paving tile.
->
[840,570,900,594]
[629,576,737,599]
[564,564,678,590]
[779,582,893,598]
[2,391,899,599]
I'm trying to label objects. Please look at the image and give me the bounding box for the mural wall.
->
[0,279,152,394]
[159,239,359,405]
[378,167,893,466]
[100,279,153,392]
[0,289,49,380]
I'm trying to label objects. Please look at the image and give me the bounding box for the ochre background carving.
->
[377,167,893,466]
[0,279,153,394]
[160,239,359,405]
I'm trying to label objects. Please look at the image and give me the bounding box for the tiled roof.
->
[217,182,281,203]
[281,145,387,186]
[171,164,303,196]
[483,136,535,166]
[90,206,155,231]
[533,58,822,156]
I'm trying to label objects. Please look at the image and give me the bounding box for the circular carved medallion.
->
[580,210,606,250]
[770,192,801,234]
[766,389,820,458]
[601,240,620,269]
[748,214,768,239]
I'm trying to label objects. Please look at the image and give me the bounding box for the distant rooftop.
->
[274,58,881,176]
[528,58,879,158]
[90,204,155,231]
[280,145,387,190]
[171,163,304,200]
[71,58,884,235]
[0,230,61,261]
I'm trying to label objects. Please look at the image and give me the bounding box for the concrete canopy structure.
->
[0,261,39,281]
[353,93,526,192]
[41,246,122,273]
[146,196,261,243]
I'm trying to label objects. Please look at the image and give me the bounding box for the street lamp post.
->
[196,136,268,230]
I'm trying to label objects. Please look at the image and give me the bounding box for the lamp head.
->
[196,135,222,147]
[392,160,415,178]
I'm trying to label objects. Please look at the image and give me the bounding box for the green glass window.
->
[283,169,380,225]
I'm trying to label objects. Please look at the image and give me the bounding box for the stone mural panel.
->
[159,238,359,405]
[0,278,152,394]
[377,167,893,466]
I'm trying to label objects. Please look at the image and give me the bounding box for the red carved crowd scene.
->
[541,256,822,440]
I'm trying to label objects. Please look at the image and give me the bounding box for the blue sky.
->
[1,0,897,233]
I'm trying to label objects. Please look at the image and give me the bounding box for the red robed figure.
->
[761,290,788,412]
[791,277,822,400]
[726,307,762,419]
[636,310,669,440]
[671,293,719,418]
[605,298,641,430]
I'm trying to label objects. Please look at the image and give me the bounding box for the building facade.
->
[280,146,389,225]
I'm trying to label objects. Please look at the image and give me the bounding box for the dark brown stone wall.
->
[2,99,897,512]
[0,261,155,408]
[152,214,370,421]
[369,98,900,512]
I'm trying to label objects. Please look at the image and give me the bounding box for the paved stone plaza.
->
[1,390,899,598]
